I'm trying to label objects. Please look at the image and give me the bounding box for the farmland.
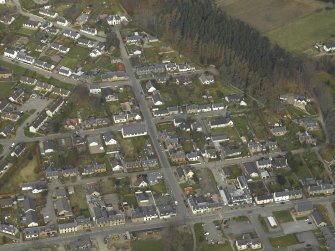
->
[216,0,334,53]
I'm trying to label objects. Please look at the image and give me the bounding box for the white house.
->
[199,72,214,85]
[107,15,121,25]
[273,191,289,203]
[4,48,17,59]
[89,85,101,95]
[103,131,117,145]
[57,16,69,26]
[0,0,6,4]
[113,114,127,124]
[58,66,72,77]
[121,124,147,138]
[323,43,335,53]
[80,26,97,36]
[39,8,58,18]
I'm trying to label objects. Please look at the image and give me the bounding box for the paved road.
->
[114,28,188,218]
[4,194,335,251]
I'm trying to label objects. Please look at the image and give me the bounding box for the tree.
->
[106,32,120,50]
[277,175,286,186]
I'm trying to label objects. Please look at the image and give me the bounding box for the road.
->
[4,194,335,251]
[114,28,188,218]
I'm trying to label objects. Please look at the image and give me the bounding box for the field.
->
[269,234,300,248]
[216,0,334,53]
[273,210,294,224]
[216,0,325,33]
[132,240,164,251]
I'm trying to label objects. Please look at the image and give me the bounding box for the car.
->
[204,232,209,236]
[174,201,178,206]
[308,222,312,224]
[10,143,15,149]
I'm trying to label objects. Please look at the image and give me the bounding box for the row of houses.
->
[29,98,65,133]
[136,62,196,77]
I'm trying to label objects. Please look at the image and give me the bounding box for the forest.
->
[121,0,335,143]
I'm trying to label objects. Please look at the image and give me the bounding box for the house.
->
[170,151,186,163]
[102,88,118,102]
[22,181,47,194]
[256,158,272,170]
[177,63,195,72]
[55,198,73,218]
[40,140,54,155]
[16,52,35,64]
[146,80,156,93]
[77,38,95,48]
[202,149,217,159]
[260,170,270,179]
[58,66,72,77]
[50,43,70,54]
[22,20,40,29]
[58,222,78,234]
[0,197,15,208]
[273,191,290,203]
[308,184,335,196]
[3,48,17,59]
[153,109,169,117]
[147,172,163,185]
[0,224,18,236]
[55,187,67,199]
[57,16,69,26]
[34,60,55,71]
[53,87,71,97]
[323,43,335,52]
[101,71,128,82]
[72,134,86,146]
[272,156,288,169]
[186,152,199,162]
[46,98,64,117]
[23,227,39,240]
[24,211,39,227]
[198,104,212,113]
[113,114,127,124]
[82,160,106,175]
[0,15,15,25]
[157,203,176,219]
[225,94,242,103]
[151,90,163,106]
[191,121,202,132]
[20,77,36,86]
[167,106,180,115]
[156,75,170,84]
[254,194,274,205]
[165,62,178,72]
[210,117,233,128]
[299,118,319,131]
[1,123,14,137]
[211,134,229,143]
[187,196,222,214]
[235,234,262,250]
[1,112,19,122]
[243,162,259,178]
[176,75,192,85]
[75,13,89,24]
[248,141,264,154]
[121,124,147,138]
[35,81,54,92]
[102,131,117,145]
[266,140,278,151]
[199,72,214,85]
[0,100,9,113]
[63,29,80,40]
[107,15,121,25]
[39,8,58,18]
[0,68,12,79]
[126,33,143,44]
[312,211,327,227]
[212,103,225,111]
[89,84,101,95]
[186,104,199,114]
[223,146,242,158]
[45,167,60,180]
[293,202,314,216]
[237,176,248,190]
[271,126,287,136]
[11,143,26,157]
[87,135,105,153]
[80,26,97,36]
[23,196,35,213]
[131,206,158,222]
[8,89,24,103]
[298,131,317,145]
[111,159,123,172]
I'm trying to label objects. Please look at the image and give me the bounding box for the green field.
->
[273,210,294,223]
[267,9,335,53]
[131,240,164,251]
[269,234,300,248]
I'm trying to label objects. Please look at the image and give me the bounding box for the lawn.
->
[68,186,88,211]
[285,105,308,119]
[315,205,332,226]
[0,82,14,99]
[132,240,164,251]
[302,151,325,179]
[266,8,335,53]
[211,126,240,143]
[0,145,43,193]
[232,115,252,140]
[157,122,176,132]
[258,215,269,232]
[194,223,233,251]
[116,133,148,161]
[151,181,167,194]
[269,234,300,248]
[226,165,242,179]
[246,111,269,140]
[273,210,294,224]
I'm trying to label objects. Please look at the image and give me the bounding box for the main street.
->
[4,194,335,251]
[114,28,188,218]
